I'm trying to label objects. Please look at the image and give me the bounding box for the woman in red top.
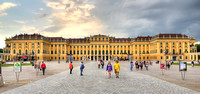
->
[41,61,46,75]
[69,61,73,74]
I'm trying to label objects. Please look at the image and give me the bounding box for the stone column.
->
[196,54,198,61]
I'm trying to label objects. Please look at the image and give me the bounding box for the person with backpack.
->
[80,61,85,76]
[114,61,120,78]
[69,61,73,74]
[130,61,134,71]
[101,60,104,69]
[191,60,194,67]
[145,61,149,71]
[140,61,143,70]
[106,61,113,78]
[41,61,46,75]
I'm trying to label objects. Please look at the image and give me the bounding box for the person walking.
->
[106,61,113,78]
[191,60,194,67]
[101,60,104,69]
[140,61,143,70]
[135,61,139,70]
[167,61,170,70]
[114,61,120,78]
[145,61,149,70]
[69,61,73,74]
[98,60,101,69]
[130,61,134,71]
[80,61,85,76]
[41,61,46,75]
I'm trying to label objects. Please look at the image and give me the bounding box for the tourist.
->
[106,61,113,78]
[80,61,85,76]
[130,61,134,71]
[135,61,139,70]
[145,61,149,70]
[98,60,101,69]
[69,61,73,74]
[114,61,120,78]
[140,61,143,70]
[101,60,104,69]
[167,61,170,70]
[191,60,194,67]
[41,61,46,75]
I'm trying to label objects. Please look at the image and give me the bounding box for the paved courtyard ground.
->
[2,61,200,94]
[0,61,82,93]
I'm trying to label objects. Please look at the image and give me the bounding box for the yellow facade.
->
[3,33,199,61]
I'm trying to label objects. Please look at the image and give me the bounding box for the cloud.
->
[91,0,200,39]
[41,0,102,37]
[0,2,17,11]
[40,8,44,10]
[0,12,7,16]
[21,25,39,33]
[15,20,25,24]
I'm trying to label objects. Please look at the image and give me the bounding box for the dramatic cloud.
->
[41,0,103,38]
[21,25,39,33]
[91,0,200,39]
[0,2,17,11]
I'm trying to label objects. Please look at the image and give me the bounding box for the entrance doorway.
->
[91,56,93,60]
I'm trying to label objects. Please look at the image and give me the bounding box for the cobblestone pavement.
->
[3,61,200,94]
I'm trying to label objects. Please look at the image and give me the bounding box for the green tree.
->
[195,44,200,52]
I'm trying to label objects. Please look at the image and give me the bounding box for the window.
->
[84,50,86,54]
[77,50,79,54]
[81,46,82,48]
[32,42,34,45]
[185,56,187,59]
[26,50,28,54]
[103,38,104,41]
[160,42,162,47]
[103,45,104,48]
[81,50,83,54]
[38,49,40,54]
[110,50,112,54]
[99,38,100,41]
[135,51,137,54]
[173,49,175,54]
[135,45,137,47]
[161,56,163,59]
[55,57,57,59]
[160,49,163,53]
[55,44,57,47]
[38,42,40,45]
[73,50,75,54]
[38,57,40,60]
[88,50,90,54]
[26,42,28,45]
[14,50,15,54]
[117,45,119,48]
[179,49,182,54]
[95,45,97,48]
[51,44,53,47]
[95,38,97,41]
[51,51,53,54]
[51,57,53,60]
[70,51,72,54]
[63,57,64,59]
[99,50,101,54]
[117,50,119,54]
[147,57,149,59]
[95,50,97,54]
[135,57,137,59]
[166,49,168,54]
[180,56,182,59]
[113,50,115,54]
[63,51,64,54]
[173,42,175,47]
[102,50,104,54]
[14,42,16,45]
[77,46,79,48]
[106,38,108,41]
[19,50,21,54]
[55,51,57,54]
[143,57,145,59]
[166,42,168,47]
[143,44,145,47]
[139,45,141,47]
[185,49,188,53]
[185,42,187,47]
[106,50,108,54]
[143,51,145,54]
[179,42,181,47]
[147,44,148,47]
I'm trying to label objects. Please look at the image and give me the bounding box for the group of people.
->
[134,61,152,71]
[105,61,120,78]
[98,60,105,69]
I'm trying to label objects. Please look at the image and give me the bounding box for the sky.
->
[0,0,200,48]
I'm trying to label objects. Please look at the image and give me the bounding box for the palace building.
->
[3,33,199,61]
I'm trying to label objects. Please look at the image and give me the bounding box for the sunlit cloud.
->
[0,2,17,11]
[0,12,7,17]
[14,20,25,24]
